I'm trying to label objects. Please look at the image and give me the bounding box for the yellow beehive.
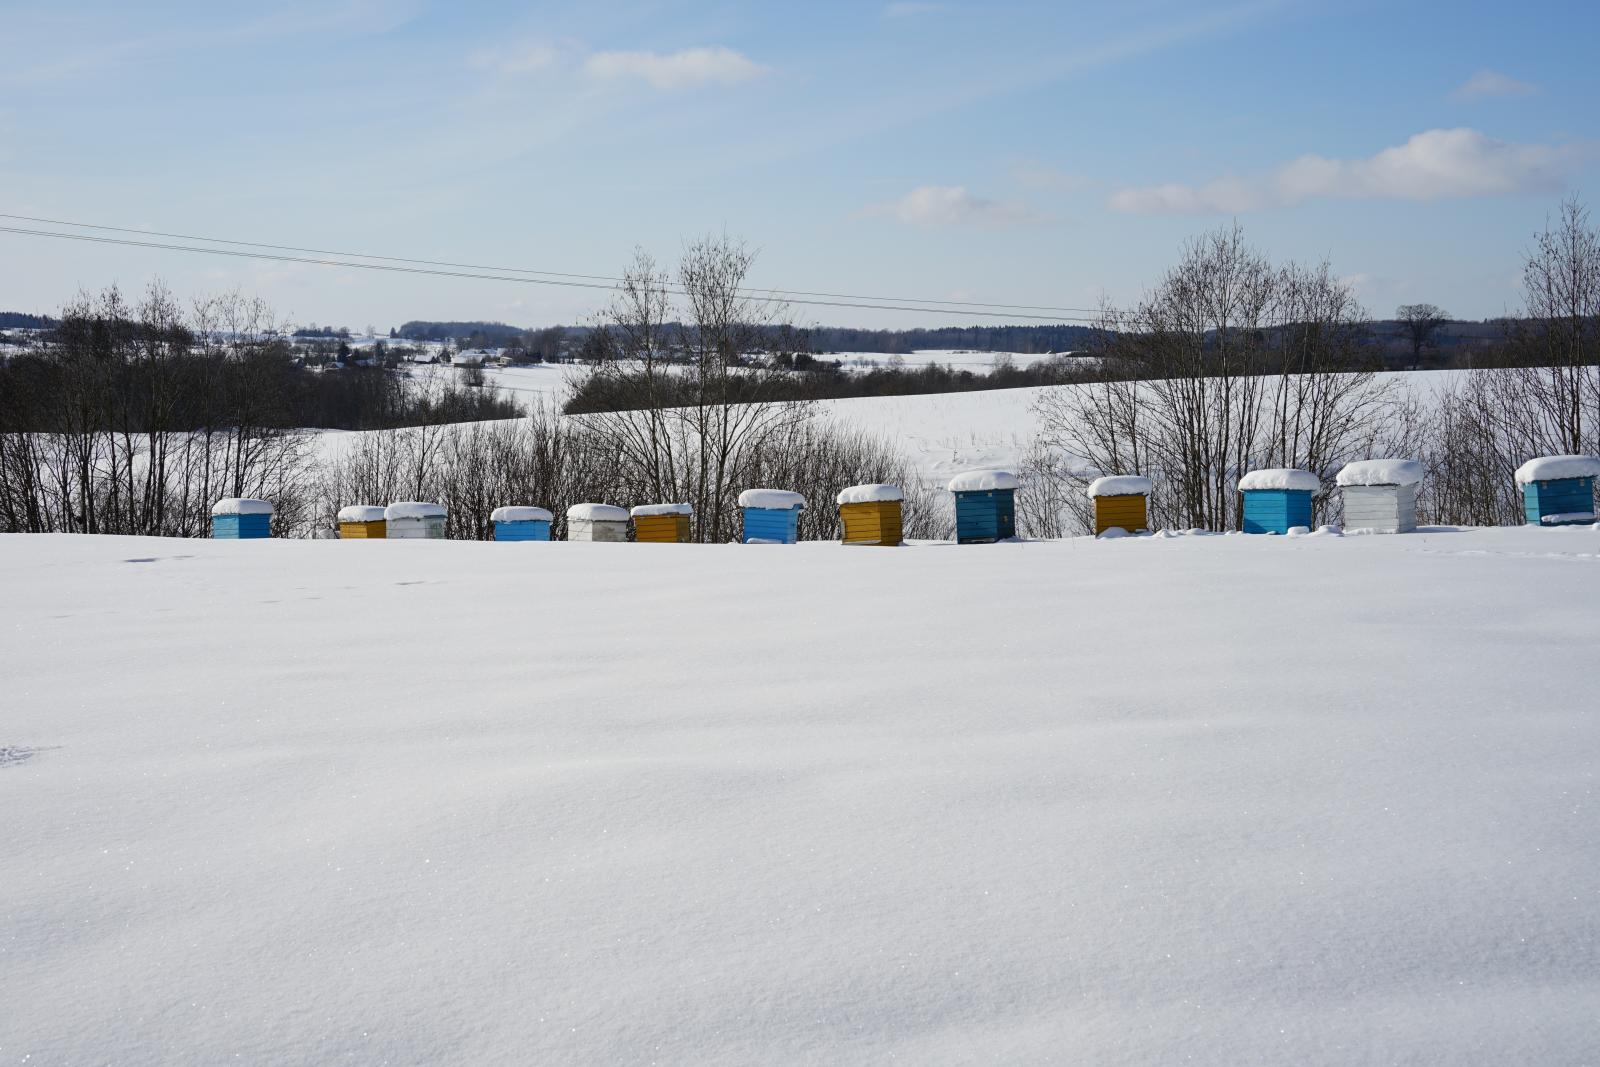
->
[630,503,692,543]
[337,505,387,539]
[1087,476,1152,535]
[836,484,904,546]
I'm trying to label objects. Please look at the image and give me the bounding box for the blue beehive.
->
[1515,456,1600,526]
[211,497,273,539]
[738,489,805,544]
[947,470,1018,544]
[1238,468,1320,534]
[491,505,553,541]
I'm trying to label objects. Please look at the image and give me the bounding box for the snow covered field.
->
[823,349,1072,374]
[4,527,1598,1064]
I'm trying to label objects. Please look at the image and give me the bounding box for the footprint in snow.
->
[0,746,48,768]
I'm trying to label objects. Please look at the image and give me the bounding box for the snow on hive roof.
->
[1238,468,1320,493]
[1336,459,1424,488]
[946,469,1019,492]
[1086,475,1153,499]
[211,497,274,516]
[491,506,553,523]
[737,489,805,510]
[566,503,628,522]
[337,505,387,523]
[630,503,693,517]
[385,501,446,520]
[836,483,903,505]
[1514,455,1600,485]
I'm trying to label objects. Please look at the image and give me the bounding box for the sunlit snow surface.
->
[4,527,1598,1064]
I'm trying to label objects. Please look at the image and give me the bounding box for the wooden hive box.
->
[737,489,805,544]
[1086,476,1152,535]
[566,503,630,542]
[385,501,447,539]
[211,498,273,539]
[337,505,387,539]
[631,503,693,543]
[492,505,553,542]
[947,471,1018,544]
[836,483,903,546]
[1515,456,1600,527]
[1336,460,1422,534]
[1237,469,1319,534]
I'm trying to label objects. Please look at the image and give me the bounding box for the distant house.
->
[450,348,497,367]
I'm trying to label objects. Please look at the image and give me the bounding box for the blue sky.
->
[2,0,1596,330]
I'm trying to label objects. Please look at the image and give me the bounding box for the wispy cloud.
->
[583,47,767,90]
[3,0,420,86]
[867,185,1046,228]
[470,42,559,76]
[1451,69,1540,102]
[1109,128,1581,215]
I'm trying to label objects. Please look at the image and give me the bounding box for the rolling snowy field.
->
[4,526,1598,1064]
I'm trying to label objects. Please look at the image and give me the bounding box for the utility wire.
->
[0,211,1108,319]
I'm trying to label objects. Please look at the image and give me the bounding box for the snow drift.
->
[4,528,1599,1064]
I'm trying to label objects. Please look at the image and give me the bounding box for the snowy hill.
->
[4,527,1598,1064]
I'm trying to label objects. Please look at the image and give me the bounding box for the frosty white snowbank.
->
[1237,468,1321,492]
[629,502,693,517]
[835,483,903,505]
[336,504,387,523]
[385,501,446,520]
[209,497,274,516]
[565,502,628,522]
[1335,459,1425,487]
[1513,454,1600,484]
[489,505,553,523]
[5,530,1600,1064]
[1086,475,1153,498]
[736,488,805,510]
[946,469,1019,492]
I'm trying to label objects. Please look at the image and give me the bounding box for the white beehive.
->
[1336,460,1423,534]
[566,503,629,542]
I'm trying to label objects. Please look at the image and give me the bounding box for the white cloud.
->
[470,42,557,75]
[867,185,1045,228]
[583,47,766,90]
[1451,70,1539,102]
[1109,128,1581,215]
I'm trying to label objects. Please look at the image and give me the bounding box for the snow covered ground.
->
[4,526,1598,1064]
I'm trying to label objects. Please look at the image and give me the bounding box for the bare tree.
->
[1033,224,1390,533]
[1395,303,1450,365]
[578,235,814,540]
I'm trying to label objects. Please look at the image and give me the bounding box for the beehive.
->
[1237,469,1319,534]
[566,503,630,542]
[630,503,693,543]
[1515,456,1600,527]
[491,505,553,542]
[1086,476,1152,535]
[947,470,1018,544]
[385,501,446,539]
[737,489,805,544]
[1336,460,1422,534]
[836,483,903,546]
[211,498,273,539]
[337,505,387,539]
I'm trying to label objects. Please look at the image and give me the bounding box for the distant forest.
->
[0,312,56,329]
[396,319,1096,354]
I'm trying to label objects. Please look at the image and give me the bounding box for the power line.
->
[0,211,1109,320]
